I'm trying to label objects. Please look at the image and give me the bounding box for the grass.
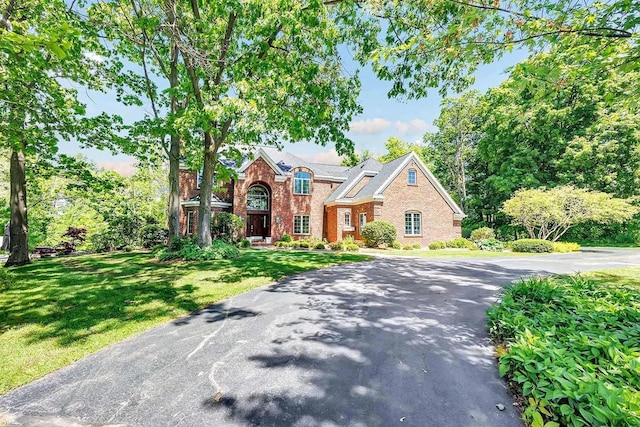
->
[0,249,371,394]
[488,267,640,426]
[361,248,547,258]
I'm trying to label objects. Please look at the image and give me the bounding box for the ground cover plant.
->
[488,268,640,426]
[0,249,370,394]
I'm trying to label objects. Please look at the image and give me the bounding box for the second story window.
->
[408,169,417,185]
[294,171,311,194]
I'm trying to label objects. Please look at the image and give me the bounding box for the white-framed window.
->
[187,211,195,235]
[294,215,310,234]
[405,212,422,235]
[359,212,367,229]
[247,185,269,211]
[408,169,417,185]
[344,212,351,227]
[294,171,311,194]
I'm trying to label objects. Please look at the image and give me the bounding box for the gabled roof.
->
[239,146,348,180]
[325,151,464,216]
[187,146,464,216]
[325,157,384,202]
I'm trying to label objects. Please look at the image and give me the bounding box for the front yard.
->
[0,249,371,394]
[488,267,640,426]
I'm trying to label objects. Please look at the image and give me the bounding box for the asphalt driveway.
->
[2,248,640,427]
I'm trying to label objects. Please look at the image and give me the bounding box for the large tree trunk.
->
[6,148,30,267]
[197,132,216,247]
[165,0,181,244]
[167,134,181,241]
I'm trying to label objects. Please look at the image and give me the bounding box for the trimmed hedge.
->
[511,239,554,253]
[428,241,446,250]
[361,220,397,248]
[470,227,495,241]
[446,237,476,249]
[552,242,581,253]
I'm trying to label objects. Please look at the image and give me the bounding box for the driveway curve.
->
[2,248,640,427]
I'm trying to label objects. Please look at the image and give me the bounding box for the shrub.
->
[168,236,192,252]
[402,245,413,250]
[488,275,640,426]
[551,242,581,253]
[299,241,310,249]
[211,213,244,243]
[329,241,344,251]
[470,227,495,241]
[109,212,145,248]
[475,238,504,252]
[157,239,240,261]
[391,240,402,249]
[511,239,554,253]
[446,237,475,249]
[314,242,326,250]
[89,230,119,253]
[345,243,359,251]
[428,241,446,250]
[281,233,292,243]
[138,224,168,248]
[237,239,251,248]
[361,220,397,248]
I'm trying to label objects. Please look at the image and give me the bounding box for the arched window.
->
[294,171,311,194]
[247,185,269,211]
[405,211,422,235]
[408,169,417,185]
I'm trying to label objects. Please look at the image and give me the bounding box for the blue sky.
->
[63,48,530,173]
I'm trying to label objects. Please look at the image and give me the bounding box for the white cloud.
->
[97,160,137,176]
[349,118,392,134]
[84,51,106,63]
[296,149,342,165]
[394,119,429,135]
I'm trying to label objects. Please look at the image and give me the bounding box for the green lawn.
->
[488,267,640,426]
[361,248,547,258]
[0,249,371,394]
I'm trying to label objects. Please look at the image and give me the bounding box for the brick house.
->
[180,147,464,246]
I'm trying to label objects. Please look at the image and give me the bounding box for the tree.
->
[423,91,483,210]
[464,44,640,224]
[377,137,423,164]
[168,0,362,247]
[355,0,640,98]
[502,186,639,241]
[94,0,185,244]
[341,148,374,167]
[1,0,124,266]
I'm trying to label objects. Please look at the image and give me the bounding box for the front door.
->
[247,214,269,237]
